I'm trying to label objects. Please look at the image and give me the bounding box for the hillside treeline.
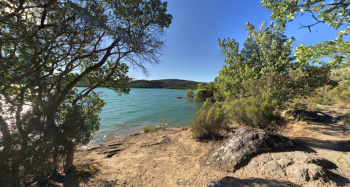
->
[77,78,204,89]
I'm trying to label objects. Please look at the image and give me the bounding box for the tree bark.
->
[65,140,75,174]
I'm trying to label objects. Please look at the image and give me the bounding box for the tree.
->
[207,82,215,91]
[217,21,299,99]
[261,0,350,68]
[197,83,206,90]
[185,89,194,98]
[0,0,172,185]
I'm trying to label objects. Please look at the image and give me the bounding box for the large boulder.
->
[236,151,338,186]
[200,128,294,172]
[206,177,289,187]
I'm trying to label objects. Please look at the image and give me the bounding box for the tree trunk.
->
[65,141,75,174]
[53,147,58,172]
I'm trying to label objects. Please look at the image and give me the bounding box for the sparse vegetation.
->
[341,113,350,130]
[227,92,286,130]
[143,126,157,133]
[190,99,227,140]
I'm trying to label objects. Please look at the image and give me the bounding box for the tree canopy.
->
[216,21,298,99]
[0,0,172,185]
[261,0,350,68]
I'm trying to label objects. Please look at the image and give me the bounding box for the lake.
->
[77,88,203,145]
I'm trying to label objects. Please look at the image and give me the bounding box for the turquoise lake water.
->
[77,88,203,145]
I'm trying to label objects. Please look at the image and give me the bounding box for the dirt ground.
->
[55,104,350,187]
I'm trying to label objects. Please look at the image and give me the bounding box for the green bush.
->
[143,126,157,133]
[185,89,194,98]
[341,113,350,128]
[242,67,330,107]
[227,92,285,129]
[194,89,213,101]
[190,99,227,140]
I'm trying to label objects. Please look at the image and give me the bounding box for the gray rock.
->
[241,152,337,186]
[158,135,170,143]
[201,128,294,172]
[205,177,289,187]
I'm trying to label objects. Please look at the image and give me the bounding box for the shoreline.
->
[64,104,350,187]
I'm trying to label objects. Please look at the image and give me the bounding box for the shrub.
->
[143,126,157,133]
[194,89,213,101]
[242,67,330,107]
[190,99,227,140]
[185,89,194,98]
[157,115,167,128]
[227,92,285,129]
[341,113,350,127]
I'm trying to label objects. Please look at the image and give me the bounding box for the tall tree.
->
[217,21,298,99]
[0,0,172,185]
[261,0,350,68]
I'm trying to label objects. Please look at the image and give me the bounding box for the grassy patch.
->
[143,126,157,133]
[190,99,227,140]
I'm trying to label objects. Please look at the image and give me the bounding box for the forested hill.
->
[129,79,205,89]
[76,78,206,89]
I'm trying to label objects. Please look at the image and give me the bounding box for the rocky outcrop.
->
[236,151,338,186]
[201,128,294,172]
[206,177,291,187]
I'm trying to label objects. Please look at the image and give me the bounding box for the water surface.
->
[77,88,202,145]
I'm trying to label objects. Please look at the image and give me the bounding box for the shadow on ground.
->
[206,176,302,187]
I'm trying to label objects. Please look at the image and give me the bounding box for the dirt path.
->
[288,105,350,185]
[58,105,350,187]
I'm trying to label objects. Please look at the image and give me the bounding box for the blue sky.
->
[128,0,345,83]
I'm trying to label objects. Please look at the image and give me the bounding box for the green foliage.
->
[158,115,167,127]
[207,82,215,91]
[227,92,285,129]
[165,83,197,89]
[143,126,157,133]
[241,67,330,106]
[341,113,350,128]
[288,99,307,110]
[197,83,206,90]
[190,99,227,140]
[194,89,213,101]
[261,0,350,69]
[0,0,172,185]
[217,21,302,100]
[185,89,194,98]
[126,79,203,89]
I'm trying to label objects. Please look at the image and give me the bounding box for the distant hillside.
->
[129,79,206,89]
[76,78,206,89]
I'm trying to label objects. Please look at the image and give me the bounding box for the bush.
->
[341,113,350,128]
[242,67,330,107]
[194,89,213,101]
[190,99,227,140]
[185,89,194,98]
[143,126,157,133]
[227,92,285,129]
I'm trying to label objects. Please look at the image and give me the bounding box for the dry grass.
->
[279,121,314,138]
[74,150,101,176]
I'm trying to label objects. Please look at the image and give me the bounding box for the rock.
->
[158,135,170,143]
[129,133,140,136]
[205,177,289,187]
[175,97,183,99]
[239,151,337,186]
[201,128,294,172]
